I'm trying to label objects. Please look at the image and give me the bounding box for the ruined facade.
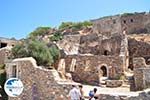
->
[92,12,150,35]
[0,37,17,48]
[2,12,150,100]
[56,33,128,86]
[133,57,150,91]
[5,57,74,100]
[56,12,150,89]
[0,37,18,65]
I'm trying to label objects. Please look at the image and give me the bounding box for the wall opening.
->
[130,19,133,22]
[104,50,109,56]
[123,20,126,24]
[101,66,107,77]
[12,65,17,77]
[0,43,7,48]
[113,20,116,24]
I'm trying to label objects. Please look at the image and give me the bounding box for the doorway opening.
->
[0,43,7,48]
[101,66,107,77]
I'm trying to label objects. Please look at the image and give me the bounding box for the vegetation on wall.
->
[29,27,51,38]
[59,21,92,31]
[49,32,63,41]
[12,21,92,67]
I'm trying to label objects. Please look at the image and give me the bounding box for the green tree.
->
[27,40,54,66]
[12,39,60,66]
[49,45,60,61]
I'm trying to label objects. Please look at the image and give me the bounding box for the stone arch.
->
[101,66,107,77]
[98,64,109,78]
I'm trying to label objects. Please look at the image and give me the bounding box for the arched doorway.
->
[101,66,107,77]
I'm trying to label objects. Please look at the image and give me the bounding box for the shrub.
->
[11,43,28,58]
[59,21,92,31]
[49,45,60,61]
[12,39,60,66]
[49,32,63,41]
[29,27,51,38]
[58,22,73,30]
[27,40,54,66]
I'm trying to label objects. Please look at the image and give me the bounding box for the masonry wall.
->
[134,68,150,91]
[0,37,17,48]
[92,15,122,36]
[121,13,147,34]
[56,35,81,55]
[0,48,11,65]
[7,58,70,100]
[133,57,150,91]
[64,55,123,85]
[128,38,150,66]
[79,34,122,56]
[92,12,150,36]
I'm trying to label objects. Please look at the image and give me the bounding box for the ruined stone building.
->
[3,12,150,100]
[56,12,150,89]
[0,37,18,65]
[92,12,150,36]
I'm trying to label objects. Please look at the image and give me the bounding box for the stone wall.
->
[6,57,71,100]
[128,38,150,66]
[56,35,81,55]
[92,15,122,37]
[134,68,150,91]
[98,90,150,100]
[133,57,150,91]
[64,55,123,85]
[0,47,11,65]
[92,12,150,36]
[79,34,122,56]
[0,37,17,48]
[121,13,147,34]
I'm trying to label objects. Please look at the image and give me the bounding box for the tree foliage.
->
[49,45,60,61]
[29,27,51,38]
[12,39,60,66]
[59,21,92,30]
[49,32,63,41]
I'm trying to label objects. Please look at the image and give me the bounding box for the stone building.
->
[56,33,128,86]
[133,57,150,91]
[0,37,18,65]
[92,12,150,36]
[3,12,150,100]
[5,57,75,100]
[56,12,150,88]
[0,37,17,48]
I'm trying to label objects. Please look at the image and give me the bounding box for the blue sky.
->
[0,0,149,39]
